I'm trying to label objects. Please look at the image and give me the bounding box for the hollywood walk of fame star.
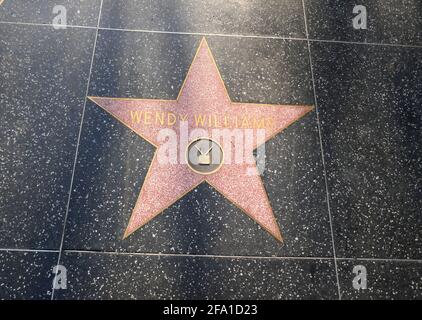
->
[88,38,313,242]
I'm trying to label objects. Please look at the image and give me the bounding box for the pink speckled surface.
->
[89,38,313,241]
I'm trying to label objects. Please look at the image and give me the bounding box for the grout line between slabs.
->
[54,250,422,264]
[301,0,342,301]
[0,248,60,253]
[2,248,421,264]
[1,20,422,49]
[50,0,104,301]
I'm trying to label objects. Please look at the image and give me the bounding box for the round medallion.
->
[186,138,224,175]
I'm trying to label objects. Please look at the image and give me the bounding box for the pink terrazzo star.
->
[88,38,313,242]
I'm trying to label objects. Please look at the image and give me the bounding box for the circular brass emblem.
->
[186,138,224,175]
